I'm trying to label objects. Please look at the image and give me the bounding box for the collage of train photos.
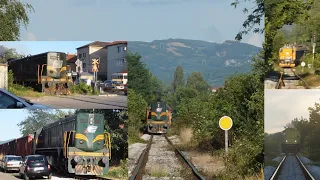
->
[1,0,320,180]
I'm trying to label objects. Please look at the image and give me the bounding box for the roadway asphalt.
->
[23,94,127,109]
[0,172,20,180]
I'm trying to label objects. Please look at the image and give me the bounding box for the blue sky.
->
[0,41,92,55]
[17,0,263,47]
[0,109,74,142]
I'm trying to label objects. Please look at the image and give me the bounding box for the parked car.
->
[1,155,23,173]
[0,88,50,109]
[19,155,52,180]
[75,79,91,86]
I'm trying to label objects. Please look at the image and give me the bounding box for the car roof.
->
[0,88,50,109]
[26,155,45,157]
[0,88,30,107]
[5,155,21,157]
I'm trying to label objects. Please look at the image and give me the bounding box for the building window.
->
[83,63,86,69]
[118,46,123,53]
[79,54,82,58]
[83,52,86,57]
[124,46,127,51]
[117,59,123,66]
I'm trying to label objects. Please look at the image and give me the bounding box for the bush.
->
[70,82,92,94]
[220,137,263,179]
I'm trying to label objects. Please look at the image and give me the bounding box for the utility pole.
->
[312,31,316,68]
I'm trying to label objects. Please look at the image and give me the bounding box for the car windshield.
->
[7,157,22,161]
[28,156,46,163]
[104,81,112,84]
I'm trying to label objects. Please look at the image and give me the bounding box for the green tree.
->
[127,89,147,144]
[127,52,157,103]
[0,45,24,63]
[186,72,210,93]
[0,0,34,41]
[17,109,74,136]
[172,66,184,92]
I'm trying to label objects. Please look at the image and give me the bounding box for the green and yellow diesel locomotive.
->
[33,112,111,176]
[146,101,172,134]
[281,127,301,154]
[7,52,73,94]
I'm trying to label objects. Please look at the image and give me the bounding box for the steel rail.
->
[164,135,205,180]
[269,155,315,180]
[296,155,315,180]
[270,155,286,180]
[291,69,310,89]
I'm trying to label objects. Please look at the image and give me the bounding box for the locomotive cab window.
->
[52,60,63,68]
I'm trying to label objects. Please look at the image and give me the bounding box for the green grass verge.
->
[102,159,128,180]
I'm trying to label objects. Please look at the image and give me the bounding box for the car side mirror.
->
[19,162,22,165]
[16,102,23,108]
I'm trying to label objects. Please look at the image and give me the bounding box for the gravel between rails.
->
[277,156,306,180]
[264,166,277,180]
[142,135,184,180]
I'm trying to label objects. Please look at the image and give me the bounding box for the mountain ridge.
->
[128,38,262,86]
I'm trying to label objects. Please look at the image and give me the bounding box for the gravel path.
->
[264,78,278,89]
[277,156,306,180]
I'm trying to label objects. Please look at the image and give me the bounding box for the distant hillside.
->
[128,39,261,86]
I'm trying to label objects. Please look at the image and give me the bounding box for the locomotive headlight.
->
[286,140,288,143]
[102,157,108,164]
[80,140,84,144]
[295,140,297,143]
[74,156,81,163]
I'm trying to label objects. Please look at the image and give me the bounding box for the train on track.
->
[281,127,301,154]
[0,112,111,176]
[7,52,73,95]
[145,101,172,134]
[278,44,308,68]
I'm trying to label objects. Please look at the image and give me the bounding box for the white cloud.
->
[247,33,262,47]
[265,90,320,134]
[27,32,36,41]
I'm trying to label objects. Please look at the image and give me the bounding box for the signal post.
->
[219,116,233,156]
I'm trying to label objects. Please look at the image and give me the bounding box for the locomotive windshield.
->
[75,113,105,152]
[52,60,63,68]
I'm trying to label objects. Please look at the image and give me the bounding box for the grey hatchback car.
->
[0,88,50,109]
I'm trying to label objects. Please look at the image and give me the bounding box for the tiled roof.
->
[66,54,77,63]
[76,41,127,49]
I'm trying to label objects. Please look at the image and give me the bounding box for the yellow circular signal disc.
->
[219,116,233,131]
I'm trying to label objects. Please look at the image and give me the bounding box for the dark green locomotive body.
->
[281,127,301,154]
[34,113,110,175]
[146,101,172,134]
[7,52,72,94]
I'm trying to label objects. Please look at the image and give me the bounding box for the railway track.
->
[269,155,315,180]
[129,134,205,180]
[276,68,310,89]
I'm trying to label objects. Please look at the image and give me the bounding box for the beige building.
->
[76,41,127,80]
[0,63,8,90]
